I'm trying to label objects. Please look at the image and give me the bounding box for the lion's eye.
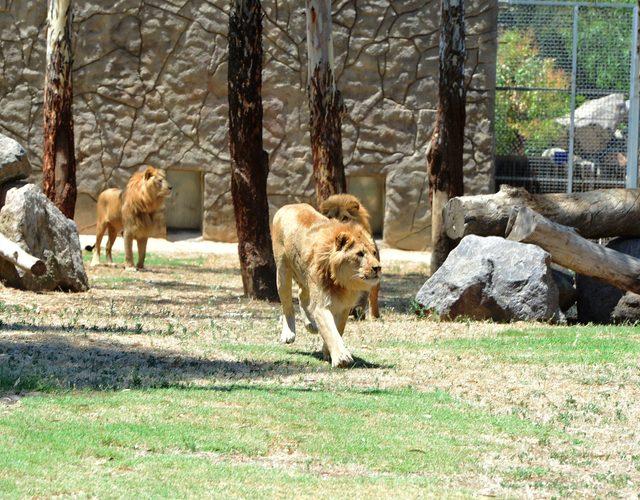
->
[357,250,365,258]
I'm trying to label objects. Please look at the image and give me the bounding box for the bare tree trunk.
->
[427,0,466,273]
[306,0,346,206]
[42,0,76,219]
[228,0,278,301]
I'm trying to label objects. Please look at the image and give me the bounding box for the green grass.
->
[384,326,640,366]
[440,326,640,366]
[2,254,639,496]
[82,251,206,268]
[0,386,556,497]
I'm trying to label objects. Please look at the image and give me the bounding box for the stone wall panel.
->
[0,0,497,249]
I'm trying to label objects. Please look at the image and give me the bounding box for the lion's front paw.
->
[280,317,296,344]
[331,350,354,369]
[124,265,138,272]
[280,330,296,344]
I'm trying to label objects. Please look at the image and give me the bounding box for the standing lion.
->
[87,166,172,270]
[272,203,381,368]
[319,193,380,318]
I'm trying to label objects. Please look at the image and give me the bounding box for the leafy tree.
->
[495,29,571,156]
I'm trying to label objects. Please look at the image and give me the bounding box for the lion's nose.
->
[372,265,381,274]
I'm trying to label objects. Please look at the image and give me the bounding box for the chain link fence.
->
[495,0,639,193]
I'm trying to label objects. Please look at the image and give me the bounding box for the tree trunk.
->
[42,0,76,219]
[506,206,640,295]
[228,0,278,301]
[306,0,346,206]
[0,233,46,276]
[427,0,466,272]
[444,185,640,240]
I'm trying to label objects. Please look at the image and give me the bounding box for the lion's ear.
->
[144,166,155,180]
[335,231,353,251]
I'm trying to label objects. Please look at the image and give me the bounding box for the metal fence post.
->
[626,4,639,189]
[567,4,579,193]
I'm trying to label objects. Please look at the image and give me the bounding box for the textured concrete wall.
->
[0,0,497,250]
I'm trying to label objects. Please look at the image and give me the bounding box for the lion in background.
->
[272,203,381,368]
[320,194,380,318]
[87,166,172,270]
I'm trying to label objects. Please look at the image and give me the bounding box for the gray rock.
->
[557,93,627,155]
[551,266,576,312]
[0,184,89,292]
[415,235,561,322]
[0,133,31,187]
[611,294,640,323]
[576,238,640,324]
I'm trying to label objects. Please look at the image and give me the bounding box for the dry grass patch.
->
[0,252,638,496]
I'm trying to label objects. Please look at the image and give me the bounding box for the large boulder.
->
[557,93,627,155]
[576,238,640,324]
[0,133,31,187]
[0,184,89,292]
[415,235,561,322]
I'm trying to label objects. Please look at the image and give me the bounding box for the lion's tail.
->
[84,244,95,252]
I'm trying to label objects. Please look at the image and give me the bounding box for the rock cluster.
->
[0,135,88,292]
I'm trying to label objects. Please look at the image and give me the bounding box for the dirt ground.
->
[0,247,639,496]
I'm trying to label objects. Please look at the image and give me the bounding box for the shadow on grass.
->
[291,350,391,369]
[0,335,313,393]
[380,272,426,312]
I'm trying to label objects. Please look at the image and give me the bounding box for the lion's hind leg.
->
[105,225,117,265]
[90,221,107,267]
[299,287,317,333]
[277,262,296,344]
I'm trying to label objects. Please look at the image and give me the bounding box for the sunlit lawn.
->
[0,253,638,497]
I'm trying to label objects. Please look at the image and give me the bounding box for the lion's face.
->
[143,167,172,199]
[329,228,381,291]
[320,195,362,224]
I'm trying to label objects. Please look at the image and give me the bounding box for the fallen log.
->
[506,206,640,295]
[0,233,46,276]
[444,185,640,240]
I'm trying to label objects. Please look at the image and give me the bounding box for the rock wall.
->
[0,0,497,250]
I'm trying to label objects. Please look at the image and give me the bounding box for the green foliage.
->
[497,2,636,157]
[496,29,570,156]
